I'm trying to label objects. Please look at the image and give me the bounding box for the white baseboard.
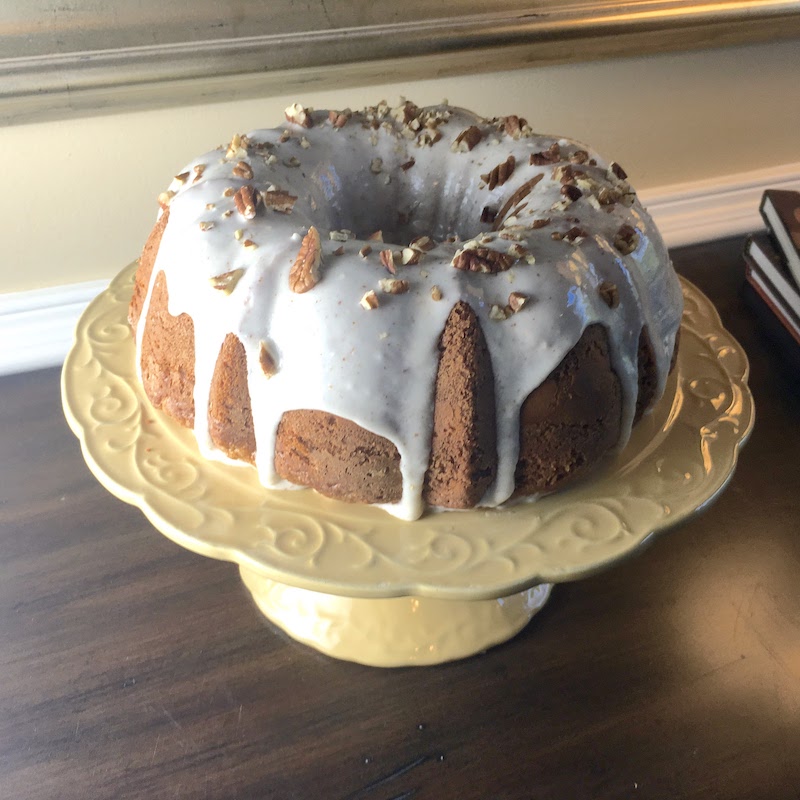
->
[641,162,800,248]
[2,161,800,376]
[0,279,109,376]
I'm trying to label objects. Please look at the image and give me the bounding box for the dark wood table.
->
[2,236,799,800]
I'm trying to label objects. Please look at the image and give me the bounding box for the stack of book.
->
[743,189,800,349]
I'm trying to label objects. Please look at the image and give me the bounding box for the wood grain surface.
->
[2,236,799,800]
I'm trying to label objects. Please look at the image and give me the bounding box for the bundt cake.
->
[129,100,683,520]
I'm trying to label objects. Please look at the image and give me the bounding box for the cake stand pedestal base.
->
[240,566,552,667]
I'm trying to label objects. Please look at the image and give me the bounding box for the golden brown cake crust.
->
[208,334,257,465]
[129,210,169,333]
[274,411,403,505]
[514,323,622,495]
[424,301,497,508]
[139,271,196,427]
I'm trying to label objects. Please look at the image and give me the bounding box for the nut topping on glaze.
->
[285,103,313,128]
[530,143,561,166]
[288,227,322,294]
[481,156,516,190]
[261,188,297,214]
[232,161,254,180]
[569,149,589,164]
[451,126,482,152]
[409,235,435,252]
[564,226,588,244]
[452,247,515,274]
[379,278,410,295]
[379,249,398,274]
[157,190,176,208]
[174,171,191,185]
[328,109,352,128]
[192,164,206,183]
[489,304,511,321]
[508,291,529,313]
[359,290,380,310]
[430,285,443,301]
[609,161,628,180]
[225,134,247,160]
[259,342,278,378]
[400,158,416,171]
[613,224,639,255]
[598,281,620,308]
[502,115,528,139]
[560,184,583,203]
[209,268,245,295]
[234,185,259,219]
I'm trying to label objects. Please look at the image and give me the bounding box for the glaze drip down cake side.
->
[129,100,683,520]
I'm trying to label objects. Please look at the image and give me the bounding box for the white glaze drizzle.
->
[139,102,683,520]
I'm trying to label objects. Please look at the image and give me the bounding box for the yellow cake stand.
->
[62,264,754,666]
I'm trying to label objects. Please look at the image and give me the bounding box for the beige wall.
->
[2,38,798,293]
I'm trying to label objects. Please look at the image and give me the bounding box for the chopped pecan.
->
[261,188,297,213]
[452,247,515,274]
[379,278,410,295]
[569,149,589,164]
[530,143,561,166]
[401,248,421,265]
[502,115,527,139]
[209,268,245,295]
[560,184,583,202]
[285,103,313,128]
[489,304,511,321]
[409,235,435,252]
[613,224,639,255]
[481,207,498,224]
[379,249,398,274]
[259,342,278,377]
[157,190,176,208]
[598,281,620,308]
[174,171,190,185]
[360,290,380,310]
[609,161,628,180]
[452,126,482,152]
[508,291,529,313]
[564,226,588,243]
[430,285,443,301]
[530,218,551,229]
[481,156,516,190]
[288,227,322,293]
[234,185,259,220]
[400,158,416,171]
[225,134,247,160]
[232,161,254,180]
[328,108,352,128]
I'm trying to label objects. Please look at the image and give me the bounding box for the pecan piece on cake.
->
[289,227,323,293]
[481,156,516,190]
[452,247,515,274]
